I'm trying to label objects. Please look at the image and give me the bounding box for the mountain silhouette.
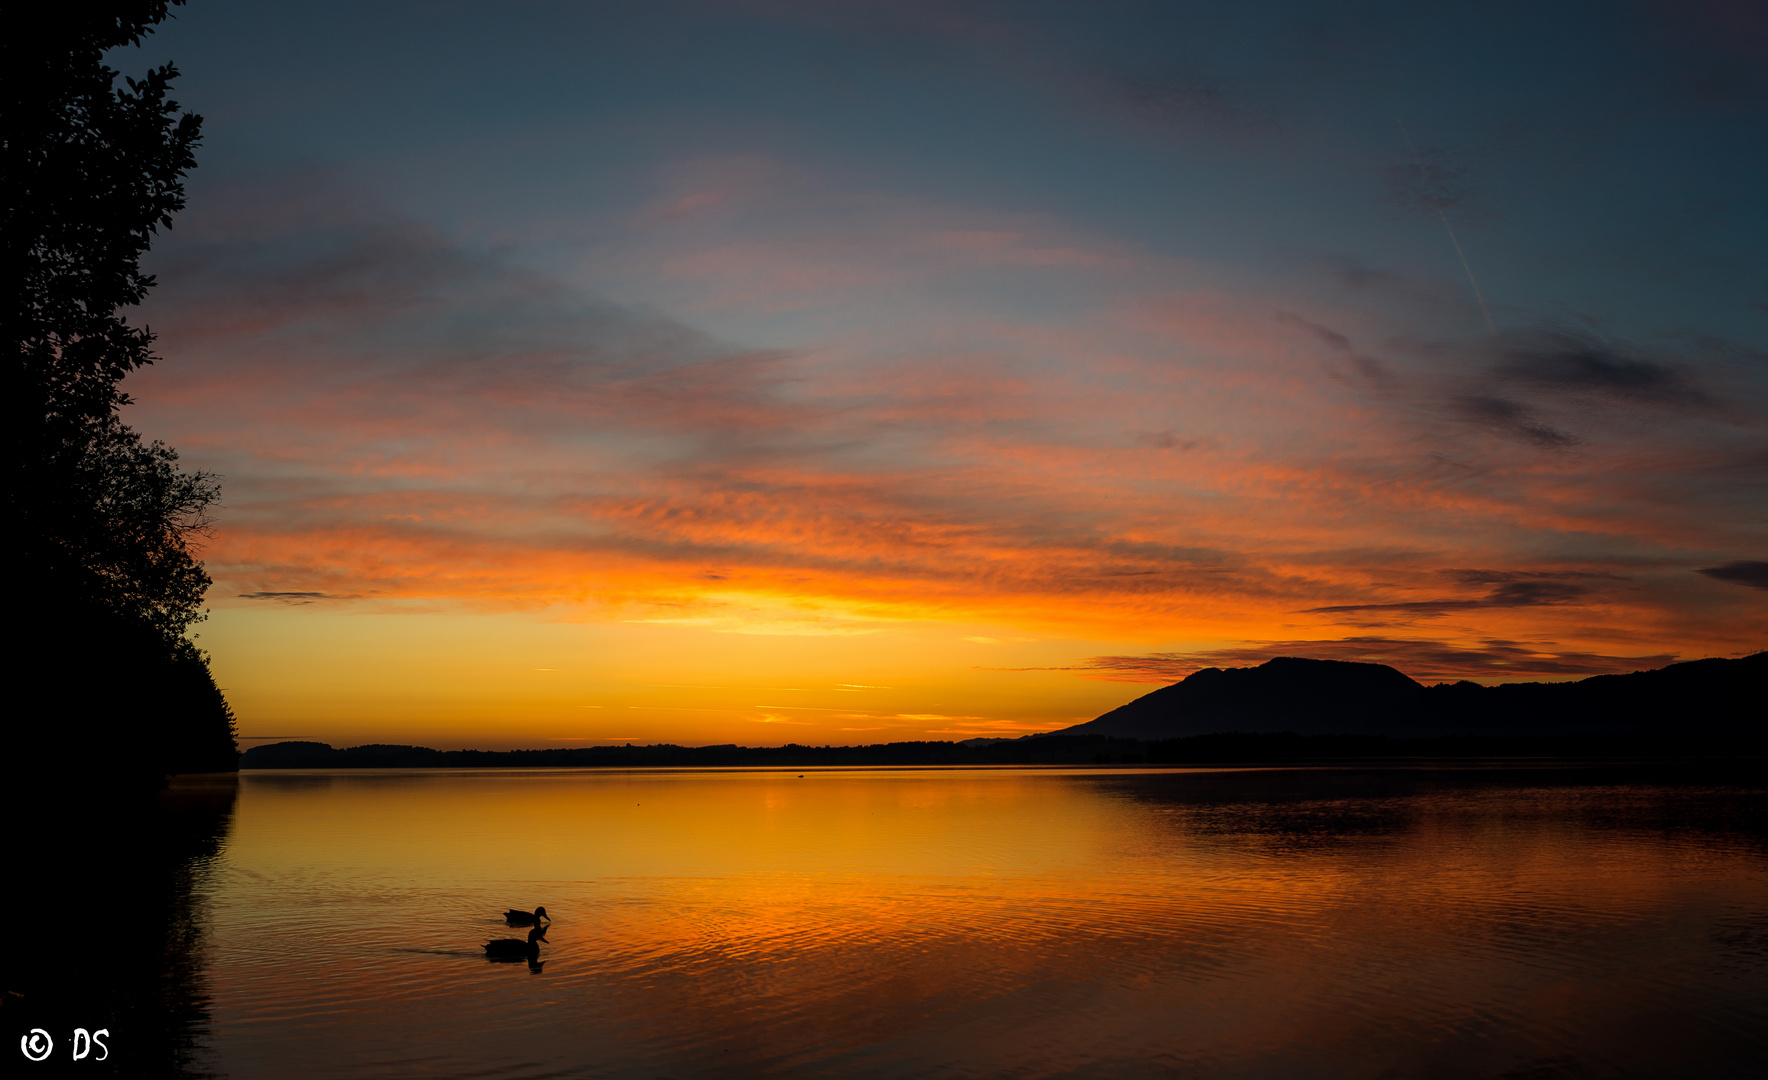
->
[238,653,1763,770]
[1052,653,1765,740]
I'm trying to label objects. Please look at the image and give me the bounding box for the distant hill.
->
[1052,653,1765,740]
[237,653,1764,770]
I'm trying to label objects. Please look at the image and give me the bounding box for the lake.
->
[174,766,1768,1076]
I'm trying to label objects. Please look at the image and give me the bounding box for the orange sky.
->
[124,5,1767,749]
[134,203,1762,747]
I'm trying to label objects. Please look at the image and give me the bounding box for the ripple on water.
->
[197,767,1768,1079]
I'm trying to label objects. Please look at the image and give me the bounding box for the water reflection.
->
[2,774,236,1078]
[189,766,1768,1077]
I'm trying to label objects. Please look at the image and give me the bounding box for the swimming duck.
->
[503,906,549,926]
[484,925,547,961]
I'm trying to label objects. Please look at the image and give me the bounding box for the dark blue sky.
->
[137,1,1765,332]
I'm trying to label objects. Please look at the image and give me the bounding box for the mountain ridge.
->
[1050,652,1765,740]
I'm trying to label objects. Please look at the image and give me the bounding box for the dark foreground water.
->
[21,765,1768,1078]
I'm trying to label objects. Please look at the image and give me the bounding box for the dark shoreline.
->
[240,732,1767,770]
[0,775,237,1079]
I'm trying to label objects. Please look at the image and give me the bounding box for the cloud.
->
[1422,325,1768,451]
[1698,560,1768,590]
[1304,571,1597,618]
[1050,637,1682,684]
[1449,394,1578,448]
[1631,0,1768,107]
[126,175,1765,664]
[1493,331,1712,408]
[1274,311,1394,386]
[1114,67,1265,136]
[1382,140,1477,220]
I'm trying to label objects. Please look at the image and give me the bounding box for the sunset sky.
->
[120,0,1765,749]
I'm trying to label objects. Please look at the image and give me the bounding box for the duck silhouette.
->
[503,906,549,926]
[485,924,548,962]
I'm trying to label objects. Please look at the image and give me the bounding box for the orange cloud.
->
[128,176,1763,738]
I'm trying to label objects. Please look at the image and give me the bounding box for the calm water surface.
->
[193,766,1766,1078]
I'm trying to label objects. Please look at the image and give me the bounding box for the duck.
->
[503,906,549,926]
[484,924,547,961]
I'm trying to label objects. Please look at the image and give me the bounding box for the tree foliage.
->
[4,2,234,778]
[7,3,202,422]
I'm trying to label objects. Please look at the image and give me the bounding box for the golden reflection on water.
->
[204,767,1768,1079]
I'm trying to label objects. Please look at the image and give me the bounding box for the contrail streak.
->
[1398,119,1496,334]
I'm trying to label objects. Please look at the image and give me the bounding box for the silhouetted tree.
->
[4,2,234,781]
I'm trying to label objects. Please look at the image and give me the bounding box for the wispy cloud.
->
[1043,638,1683,684]
[131,176,1766,665]
[1699,560,1768,590]
[1303,570,1604,618]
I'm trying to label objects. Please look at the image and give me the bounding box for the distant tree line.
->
[239,739,1155,770]
[5,2,235,785]
[238,727,1764,771]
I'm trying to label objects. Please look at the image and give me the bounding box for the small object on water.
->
[504,906,549,926]
[485,925,547,962]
